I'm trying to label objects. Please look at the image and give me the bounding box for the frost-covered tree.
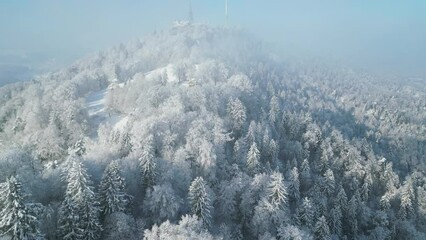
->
[268,171,287,210]
[322,169,335,196]
[188,177,213,227]
[347,195,359,238]
[144,183,181,223]
[227,98,247,133]
[139,135,157,189]
[399,177,414,219]
[288,167,301,202]
[301,159,312,190]
[330,205,342,236]
[144,215,215,240]
[73,138,86,157]
[299,197,315,228]
[277,224,313,240]
[99,160,130,216]
[314,216,331,240]
[120,132,133,157]
[247,142,260,174]
[57,158,102,240]
[102,212,137,240]
[268,95,280,125]
[335,185,348,213]
[0,176,42,240]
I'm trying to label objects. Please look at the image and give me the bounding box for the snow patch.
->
[144,64,179,83]
[86,89,108,116]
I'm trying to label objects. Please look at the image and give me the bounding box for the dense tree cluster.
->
[0,23,425,239]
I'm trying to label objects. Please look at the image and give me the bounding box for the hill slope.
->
[0,23,425,239]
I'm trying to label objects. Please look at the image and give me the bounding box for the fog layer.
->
[0,0,425,85]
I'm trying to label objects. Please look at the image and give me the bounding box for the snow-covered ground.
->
[86,89,108,117]
[85,87,126,137]
[85,65,180,137]
[144,64,179,83]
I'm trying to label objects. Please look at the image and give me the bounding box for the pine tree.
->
[268,171,287,209]
[314,216,331,240]
[0,176,42,240]
[120,131,133,157]
[246,142,260,174]
[322,169,335,196]
[139,135,157,189]
[330,205,342,236]
[188,177,213,228]
[99,160,130,216]
[399,177,414,219]
[227,98,247,133]
[58,158,102,240]
[301,159,312,190]
[299,197,315,228]
[347,195,359,238]
[73,138,86,157]
[269,139,278,167]
[335,185,348,213]
[245,121,257,145]
[268,95,280,125]
[288,167,301,202]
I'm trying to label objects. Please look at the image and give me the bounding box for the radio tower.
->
[225,0,228,26]
[189,0,194,23]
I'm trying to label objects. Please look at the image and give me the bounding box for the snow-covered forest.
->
[0,23,425,239]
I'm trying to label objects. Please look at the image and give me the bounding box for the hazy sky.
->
[1,0,425,82]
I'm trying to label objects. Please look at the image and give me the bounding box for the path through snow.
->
[85,88,127,137]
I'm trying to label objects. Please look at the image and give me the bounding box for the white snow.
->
[113,116,129,131]
[86,89,108,116]
[85,64,180,137]
[85,87,125,137]
[144,64,179,83]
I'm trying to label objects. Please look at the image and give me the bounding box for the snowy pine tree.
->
[227,98,247,133]
[139,135,157,189]
[58,158,102,240]
[288,167,301,202]
[99,160,130,216]
[330,205,342,236]
[314,216,331,240]
[246,142,260,174]
[322,169,335,196]
[299,197,315,228]
[0,176,42,240]
[268,171,287,209]
[73,138,86,157]
[188,177,213,228]
[399,177,414,219]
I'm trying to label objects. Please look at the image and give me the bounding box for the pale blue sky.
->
[0,0,425,81]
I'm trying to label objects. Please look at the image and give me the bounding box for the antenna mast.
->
[189,0,194,23]
[225,0,228,26]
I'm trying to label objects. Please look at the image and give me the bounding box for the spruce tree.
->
[0,176,42,240]
[188,177,212,228]
[268,171,287,209]
[139,135,157,189]
[299,197,315,228]
[314,215,331,240]
[58,158,102,240]
[288,167,301,202]
[246,142,260,174]
[330,205,342,236]
[99,160,130,216]
[73,138,86,157]
[322,169,335,196]
[399,177,414,219]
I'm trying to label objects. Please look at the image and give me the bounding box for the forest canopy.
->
[0,23,425,240]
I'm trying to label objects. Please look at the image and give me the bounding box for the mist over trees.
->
[0,23,425,239]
